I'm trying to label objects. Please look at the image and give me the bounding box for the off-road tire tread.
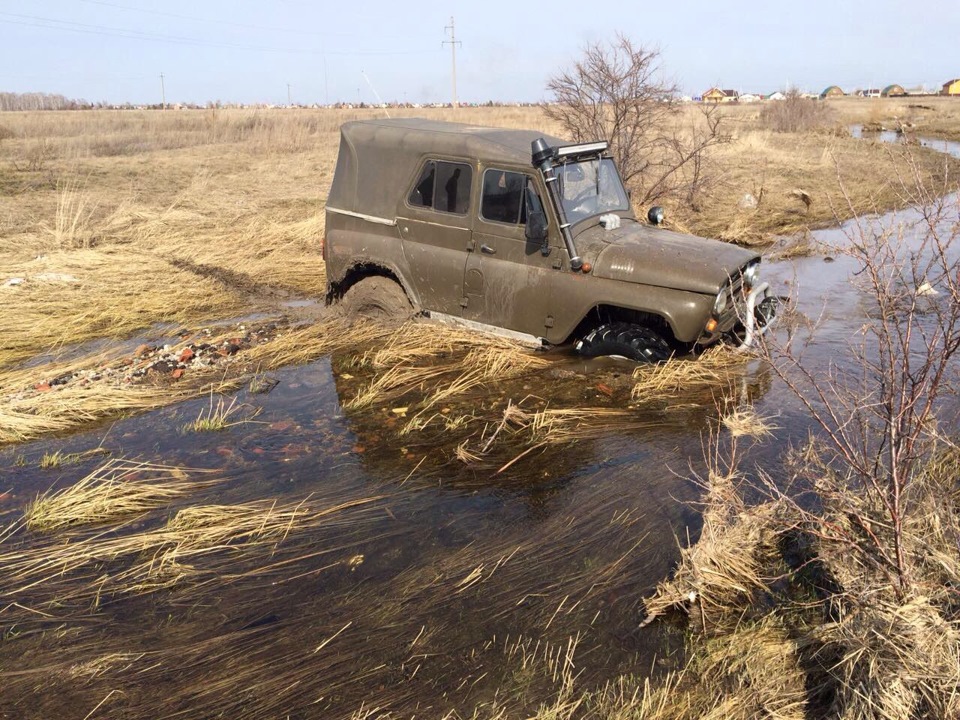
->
[340,276,412,323]
[576,322,671,363]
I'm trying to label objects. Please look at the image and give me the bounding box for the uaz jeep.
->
[324,119,775,360]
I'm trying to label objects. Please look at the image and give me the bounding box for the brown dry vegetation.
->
[674,101,959,244]
[3,102,960,719]
[1,103,958,375]
[826,95,960,141]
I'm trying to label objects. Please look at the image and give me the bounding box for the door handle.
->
[480,244,496,255]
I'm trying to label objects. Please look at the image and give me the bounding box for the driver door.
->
[462,169,560,338]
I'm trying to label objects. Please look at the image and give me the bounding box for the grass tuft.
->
[25,458,213,532]
[182,395,261,433]
[721,408,775,439]
[632,346,753,405]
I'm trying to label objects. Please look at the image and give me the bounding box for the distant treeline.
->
[0,92,545,112]
[0,92,93,111]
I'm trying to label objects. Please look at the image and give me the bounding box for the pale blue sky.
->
[1,0,956,105]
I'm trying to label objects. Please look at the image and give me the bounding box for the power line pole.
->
[159,72,166,110]
[322,55,329,106]
[443,16,461,108]
[287,83,292,106]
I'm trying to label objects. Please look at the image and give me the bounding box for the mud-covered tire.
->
[340,276,413,323]
[575,323,672,363]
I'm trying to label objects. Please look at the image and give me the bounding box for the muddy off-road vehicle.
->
[324,119,776,360]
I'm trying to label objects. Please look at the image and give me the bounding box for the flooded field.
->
[1,133,958,719]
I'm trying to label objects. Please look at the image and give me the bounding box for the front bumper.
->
[739,281,778,348]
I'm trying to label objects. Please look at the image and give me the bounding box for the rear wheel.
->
[340,276,413,323]
[575,322,672,363]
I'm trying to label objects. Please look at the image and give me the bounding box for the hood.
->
[585,222,759,295]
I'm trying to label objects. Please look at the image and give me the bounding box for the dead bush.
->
[544,34,726,209]
[760,89,834,133]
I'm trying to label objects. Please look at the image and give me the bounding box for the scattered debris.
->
[788,188,812,210]
[917,281,940,297]
[5,320,287,405]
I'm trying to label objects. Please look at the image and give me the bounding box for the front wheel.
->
[575,323,672,363]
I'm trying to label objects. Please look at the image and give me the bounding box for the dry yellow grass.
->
[825,95,960,141]
[0,315,396,444]
[1,103,959,444]
[669,123,958,244]
[632,345,753,404]
[2,492,386,621]
[632,432,960,719]
[452,401,652,469]
[0,247,247,367]
[640,470,779,633]
[344,320,549,416]
[0,381,193,444]
[25,458,214,531]
[721,407,775,438]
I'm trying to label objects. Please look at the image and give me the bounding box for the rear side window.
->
[407,160,472,215]
[481,170,543,226]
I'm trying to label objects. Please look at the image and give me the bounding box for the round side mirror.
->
[647,206,665,225]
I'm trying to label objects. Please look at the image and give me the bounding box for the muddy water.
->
[1,136,958,719]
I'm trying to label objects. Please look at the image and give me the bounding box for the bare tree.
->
[544,34,726,208]
[763,159,960,599]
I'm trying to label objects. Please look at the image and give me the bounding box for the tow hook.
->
[739,282,778,349]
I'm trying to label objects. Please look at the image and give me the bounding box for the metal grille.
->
[717,268,748,330]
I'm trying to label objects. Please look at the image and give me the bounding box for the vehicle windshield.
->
[555,157,630,224]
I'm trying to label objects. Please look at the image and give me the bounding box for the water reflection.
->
[0,331,779,717]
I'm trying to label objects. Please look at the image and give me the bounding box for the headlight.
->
[713,288,729,315]
[743,262,759,288]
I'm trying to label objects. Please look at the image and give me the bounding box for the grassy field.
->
[2,100,960,718]
[0,101,957,376]
[826,94,960,140]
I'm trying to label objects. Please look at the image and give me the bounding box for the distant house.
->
[738,93,761,103]
[819,85,844,99]
[881,84,906,97]
[766,91,786,101]
[702,87,739,103]
[942,79,960,96]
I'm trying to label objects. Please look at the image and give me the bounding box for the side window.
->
[482,170,545,227]
[481,169,524,224]
[522,178,544,225]
[407,160,472,215]
[408,161,436,208]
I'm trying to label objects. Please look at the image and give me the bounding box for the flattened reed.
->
[1,493,386,625]
[0,316,391,445]
[0,382,191,444]
[245,317,391,369]
[632,345,753,404]
[360,320,543,370]
[721,407,775,439]
[640,472,779,632]
[0,247,247,369]
[453,401,655,469]
[25,458,214,532]
[344,364,456,411]
[348,321,549,417]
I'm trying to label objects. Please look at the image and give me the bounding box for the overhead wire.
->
[0,10,433,57]
[74,0,356,38]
